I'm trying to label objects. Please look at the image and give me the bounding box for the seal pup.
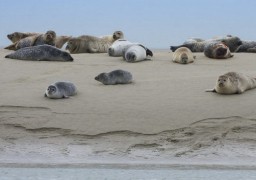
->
[7,32,39,43]
[5,30,56,50]
[66,36,111,53]
[100,31,124,43]
[45,81,77,99]
[204,42,233,59]
[5,45,73,61]
[95,69,133,85]
[170,36,242,52]
[123,44,153,62]
[172,47,195,64]
[206,72,256,94]
[108,39,134,57]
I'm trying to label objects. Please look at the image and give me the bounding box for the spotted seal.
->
[95,69,133,85]
[170,36,242,53]
[204,42,233,59]
[123,44,153,62]
[5,45,73,61]
[45,81,77,99]
[172,47,195,64]
[5,30,56,50]
[206,72,256,94]
[235,41,256,52]
[66,36,111,53]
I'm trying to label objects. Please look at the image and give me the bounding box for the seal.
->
[5,30,56,50]
[204,42,233,59]
[235,41,256,52]
[66,36,111,53]
[123,44,153,62]
[170,36,242,53]
[206,72,256,94]
[108,39,134,57]
[7,32,39,43]
[100,31,124,43]
[5,45,74,61]
[95,69,133,85]
[44,81,77,99]
[172,47,195,64]
[55,36,71,49]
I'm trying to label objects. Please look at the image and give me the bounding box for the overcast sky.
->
[0,0,255,48]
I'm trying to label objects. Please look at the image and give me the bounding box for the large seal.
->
[66,36,110,53]
[108,39,133,57]
[172,47,195,64]
[7,32,39,43]
[204,42,233,59]
[45,81,77,99]
[95,69,133,85]
[5,30,56,50]
[100,31,124,43]
[170,36,242,53]
[235,41,256,52]
[206,72,256,94]
[123,44,153,62]
[5,45,73,61]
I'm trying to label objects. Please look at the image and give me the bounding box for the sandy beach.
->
[0,49,256,167]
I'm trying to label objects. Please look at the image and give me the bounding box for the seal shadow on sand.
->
[0,105,256,161]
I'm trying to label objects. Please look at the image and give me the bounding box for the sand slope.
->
[0,49,256,166]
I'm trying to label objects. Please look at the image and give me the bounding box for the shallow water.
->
[1,167,256,180]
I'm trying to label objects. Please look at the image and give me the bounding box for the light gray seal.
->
[45,81,77,99]
[108,39,133,57]
[5,45,73,61]
[5,30,56,50]
[66,36,111,53]
[95,69,133,85]
[206,72,256,94]
[123,44,153,62]
[204,42,233,59]
[100,31,124,43]
[170,36,242,53]
[172,47,195,64]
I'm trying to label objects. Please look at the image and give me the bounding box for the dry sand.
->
[0,49,256,167]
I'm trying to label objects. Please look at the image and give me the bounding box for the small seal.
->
[172,47,195,64]
[204,42,233,59]
[100,31,124,43]
[123,44,153,62]
[206,72,256,94]
[5,45,73,61]
[66,36,111,53]
[108,39,133,57]
[5,30,56,50]
[45,81,77,99]
[95,69,133,85]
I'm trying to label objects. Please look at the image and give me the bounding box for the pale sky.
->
[0,0,255,48]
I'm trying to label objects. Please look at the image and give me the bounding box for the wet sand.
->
[0,49,256,166]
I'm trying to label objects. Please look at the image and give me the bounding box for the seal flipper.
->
[44,93,47,97]
[205,89,216,93]
[4,43,17,50]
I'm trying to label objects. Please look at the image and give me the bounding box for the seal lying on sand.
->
[235,41,256,52]
[5,45,73,61]
[45,81,77,99]
[95,69,133,85]
[170,36,242,53]
[66,36,111,53]
[100,31,124,43]
[172,47,195,64]
[123,44,153,62]
[206,72,256,94]
[204,42,233,59]
[5,30,56,50]
[108,39,133,57]
[7,32,39,43]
